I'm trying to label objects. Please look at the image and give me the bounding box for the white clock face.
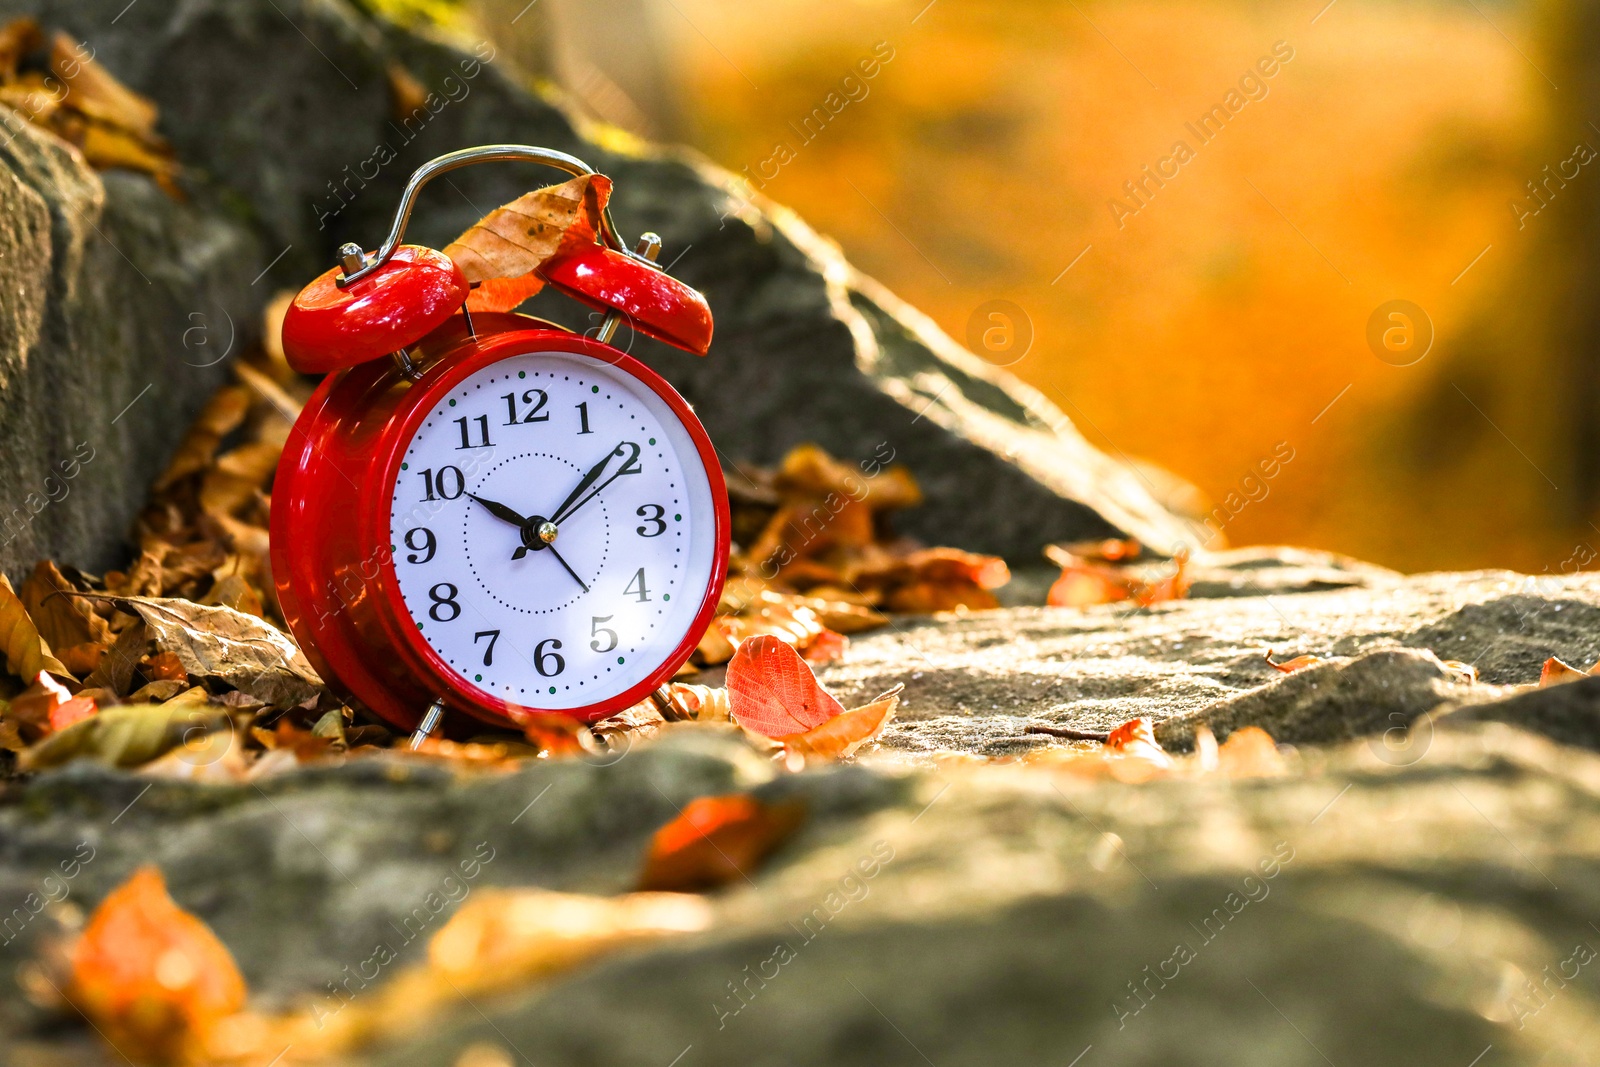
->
[386,349,720,713]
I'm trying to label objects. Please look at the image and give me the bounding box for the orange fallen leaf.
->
[443,174,612,313]
[1264,648,1324,674]
[1213,726,1287,777]
[1539,656,1587,687]
[515,710,597,757]
[1133,549,1191,606]
[71,866,246,1062]
[1047,562,1130,608]
[781,686,899,764]
[1045,546,1189,609]
[38,671,96,731]
[1056,538,1142,562]
[726,634,844,738]
[799,628,849,665]
[1105,717,1173,768]
[639,794,806,892]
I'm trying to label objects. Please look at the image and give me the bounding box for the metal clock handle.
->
[335,144,645,288]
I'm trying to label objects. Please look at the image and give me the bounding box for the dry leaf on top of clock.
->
[443,173,613,313]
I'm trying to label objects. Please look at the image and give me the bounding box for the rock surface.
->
[7,562,1600,1065]
[819,563,1600,756]
[15,0,1195,563]
[0,108,258,577]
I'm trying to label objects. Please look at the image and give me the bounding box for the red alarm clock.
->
[271,145,729,743]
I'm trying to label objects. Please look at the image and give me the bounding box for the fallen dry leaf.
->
[639,793,807,892]
[20,559,112,656]
[70,866,246,1063]
[194,888,710,1063]
[443,174,613,313]
[0,572,72,683]
[0,17,41,82]
[19,702,229,771]
[1213,725,1288,777]
[1538,656,1590,687]
[83,620,149,697]
[1046,562,1131,608]
[49,31,158,139]
[432,887,713,991]
[1058,538,1142,562]
[515,710,598,757]
[154,386,252,492]
[1105,717,1174,768]
[1046,544,1190,609]
[726,634,844,738]
[781,685,900,764]
[39,671,96,732]
[107,597,322,707]
[655,682,732,722]
[1264,648,1324,674]
[800,628,849,665]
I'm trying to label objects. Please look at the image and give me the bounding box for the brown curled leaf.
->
[0,573,73,684]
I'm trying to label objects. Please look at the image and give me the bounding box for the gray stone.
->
[1153,647,1484,751]
[1439,674,1600,752]
[6,724,1600,1066]
[16,0,1193,563]
[350,725,1600,1067]
[5,567,1600,1063]
[817,567,1600,756]
[0,109,259,577]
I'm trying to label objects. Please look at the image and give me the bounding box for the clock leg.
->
[409,698,446,749]
[649,685,685,721]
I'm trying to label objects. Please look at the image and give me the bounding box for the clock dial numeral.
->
[473,629,500,666]
[501,389,550,425]
[428,582,461,622]
[590,615,618,653]
[616,441,643,476]
[454,414,492,449]
[624,567,651,603]
[575,401,593,434]
[404,527,436,564]
[534,638,566,676]
[420,466,465,501]
[635,504,667,537]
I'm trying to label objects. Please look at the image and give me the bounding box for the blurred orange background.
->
[480,0,1600,576]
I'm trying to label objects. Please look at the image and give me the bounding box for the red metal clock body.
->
[270,147,726,735]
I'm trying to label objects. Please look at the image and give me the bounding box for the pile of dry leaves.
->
[0,17,180,194]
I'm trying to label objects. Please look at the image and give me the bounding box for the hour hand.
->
[467,493,529,528]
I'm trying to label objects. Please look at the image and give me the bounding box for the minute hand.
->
[548,442,626,525]
[551,442,641,524]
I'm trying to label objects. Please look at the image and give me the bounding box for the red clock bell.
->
[271,145,729,743]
